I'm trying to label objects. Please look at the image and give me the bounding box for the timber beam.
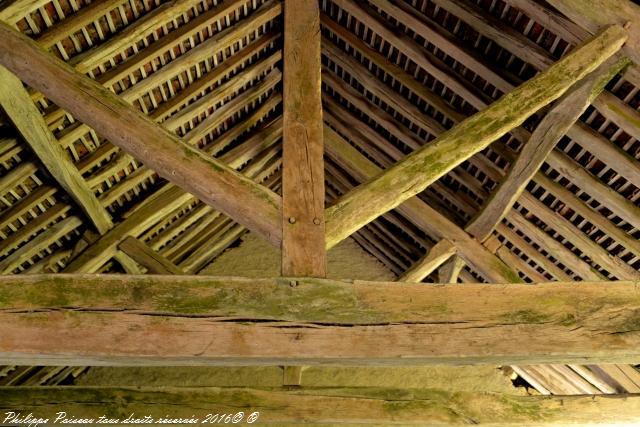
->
[324,124,522,283]
[465,56,630,241]
[0,66,113,235]
[118,236,184,275]
[1,274,640,365]
[1,386,640,425]
[0,20,283,247]
[281,0,326,276]
[324,25,628,248]
[398,239,457,283]
[544,0,640,86]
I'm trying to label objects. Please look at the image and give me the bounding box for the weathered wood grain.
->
[544,0,640,86]
[398,239,457,283]
[0,66,113,235]
[324,25,627,248]
[465,56,630,241]
[438,256,466,284]
[0,20,283,247]
[282,0,326,276]
[0,275,639,365]
[0,386,639,425]
[324,124,522,283]
[118,236,184,275]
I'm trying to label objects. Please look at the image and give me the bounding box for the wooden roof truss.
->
[0,0,639,423]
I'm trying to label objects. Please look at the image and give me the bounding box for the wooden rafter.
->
[397,239,456,283]
[281,0,326,276]
[544,0,640,85]
[465,56,630,242]
[324,124,522,283]
[324,25,628,248]
[0,66,113,235]
[1,275,640,365]
[0,20,283,247]
[118,236,184,275]
[64,119,283,273]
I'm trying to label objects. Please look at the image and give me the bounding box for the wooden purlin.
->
[465,57,630,242]
[65,116,283,273]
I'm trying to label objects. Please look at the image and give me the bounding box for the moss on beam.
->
[1,275,640,365]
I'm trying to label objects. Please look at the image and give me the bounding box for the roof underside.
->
[0,0,639,394]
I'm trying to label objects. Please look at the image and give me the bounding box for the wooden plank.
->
[0,20,283,247]
[0,66,113,235]
[74,365,521,393]
[281,0,326,276]
[324,124,522,283]
[465,57,629,241]
[1,387,640,425]
[324,25,628,248]
[1,275,640,365]
[118,236,184,275]
[398,239,457,283]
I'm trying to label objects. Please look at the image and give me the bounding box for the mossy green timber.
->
[0,386,640,425]
[0,18,283,247]
[0,274,639,365]
[324,25,628,248]
[324,125,522,283]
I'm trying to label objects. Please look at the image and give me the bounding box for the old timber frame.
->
[0,0,639,423]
